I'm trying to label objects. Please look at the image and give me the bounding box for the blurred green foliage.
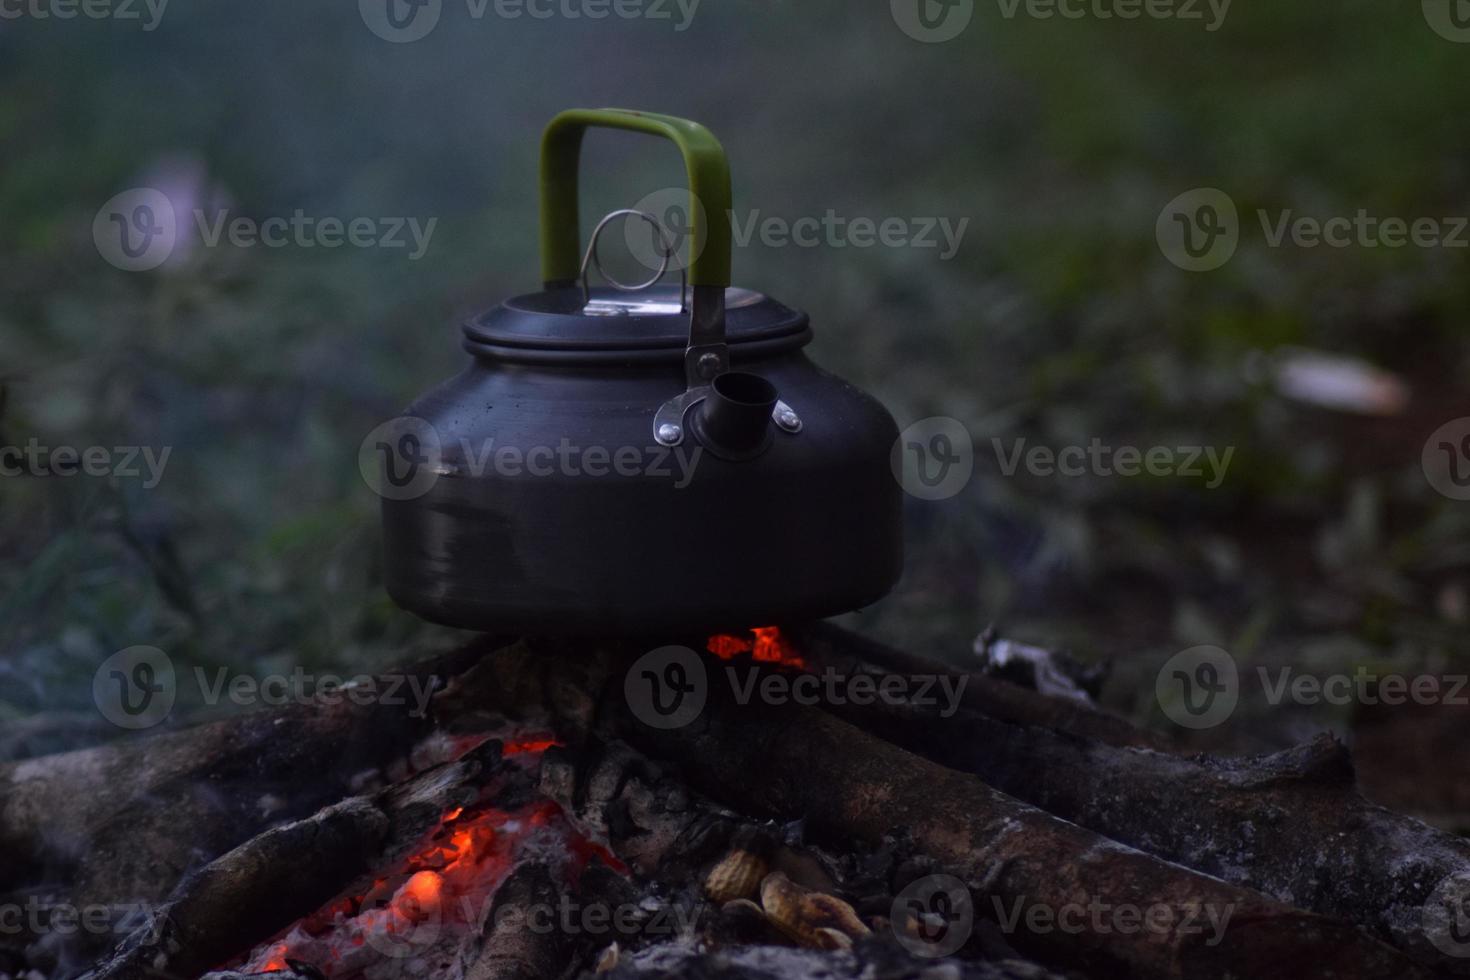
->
[3,0,1470,749]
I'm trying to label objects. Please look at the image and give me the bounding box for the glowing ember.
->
[258,946,289,972]
[707,626,806,669]
[503,735,562,756]
[236,737,619,977]
[234,645,800,977]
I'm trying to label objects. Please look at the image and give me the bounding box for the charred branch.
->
[0,648,479,904]
[83,741,506,980]
[788,622,1166,750]
[799,634,1470,969]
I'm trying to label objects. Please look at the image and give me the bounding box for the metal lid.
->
[466,110,811,368]
[462,285,812,365]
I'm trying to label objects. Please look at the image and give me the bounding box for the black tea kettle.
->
[378,109,902,635]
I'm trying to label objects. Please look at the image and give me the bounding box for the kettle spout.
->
[698,372,778,456]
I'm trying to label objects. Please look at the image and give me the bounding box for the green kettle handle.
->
[539,108,733,290]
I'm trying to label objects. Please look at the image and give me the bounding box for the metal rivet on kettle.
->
[775,406,802,433]
[696,352,723,380]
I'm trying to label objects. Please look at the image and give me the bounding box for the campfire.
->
[5,624,1469,980]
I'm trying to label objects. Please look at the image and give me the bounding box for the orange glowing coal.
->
[239,737,622,977]
[258,947,289,973]
[393,871,442,922]
[503,735,562,756]
[706,626,807,669]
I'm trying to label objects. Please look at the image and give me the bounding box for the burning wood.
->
[583,653,1425,979]
[5,626,1468,980]
[773,626,1470,968]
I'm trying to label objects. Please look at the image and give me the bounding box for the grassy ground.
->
[3,0,1470,761]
